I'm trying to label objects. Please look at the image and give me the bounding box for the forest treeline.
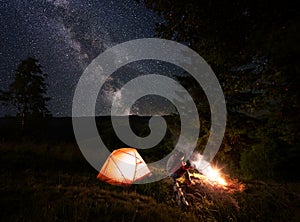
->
[140,0,299,181]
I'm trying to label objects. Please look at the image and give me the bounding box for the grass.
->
[0,142,196,222]
[0,142,299,221]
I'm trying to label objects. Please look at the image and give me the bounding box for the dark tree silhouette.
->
[0,57,50,128]
[141,0,300,180]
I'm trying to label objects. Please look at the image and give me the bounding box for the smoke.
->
[190,152,227,185]
[189,152,211,173]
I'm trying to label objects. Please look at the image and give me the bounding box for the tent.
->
[97,148,151,185]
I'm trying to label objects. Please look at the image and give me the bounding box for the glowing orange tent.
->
[97,148,151,185]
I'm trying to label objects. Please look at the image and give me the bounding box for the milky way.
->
[0,0,187,116]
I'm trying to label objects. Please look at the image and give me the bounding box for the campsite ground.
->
[0,117,299,221]
[0,142,196,222]
[1,142,300,221]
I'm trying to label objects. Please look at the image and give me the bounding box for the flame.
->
[189,152,228,187]
[202,166,227,186]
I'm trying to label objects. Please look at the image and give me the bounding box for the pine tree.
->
[0,57,50,128]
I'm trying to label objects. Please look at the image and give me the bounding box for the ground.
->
[0,142,299,221]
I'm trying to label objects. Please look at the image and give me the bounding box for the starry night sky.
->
[0,0,184,116]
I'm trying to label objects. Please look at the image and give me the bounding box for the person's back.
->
[171,160,194,185]
[173,162,190,178]
[167,151,185,176]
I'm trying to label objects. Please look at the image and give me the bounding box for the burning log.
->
[168,151,244,210]
[176,170,244,212]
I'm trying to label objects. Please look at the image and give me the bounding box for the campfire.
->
[189,152,244,192]
[172,154,245,210]
[201,165,227,186]
[189,168,244,192]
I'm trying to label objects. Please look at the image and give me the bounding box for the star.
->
[0,0,184,117]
